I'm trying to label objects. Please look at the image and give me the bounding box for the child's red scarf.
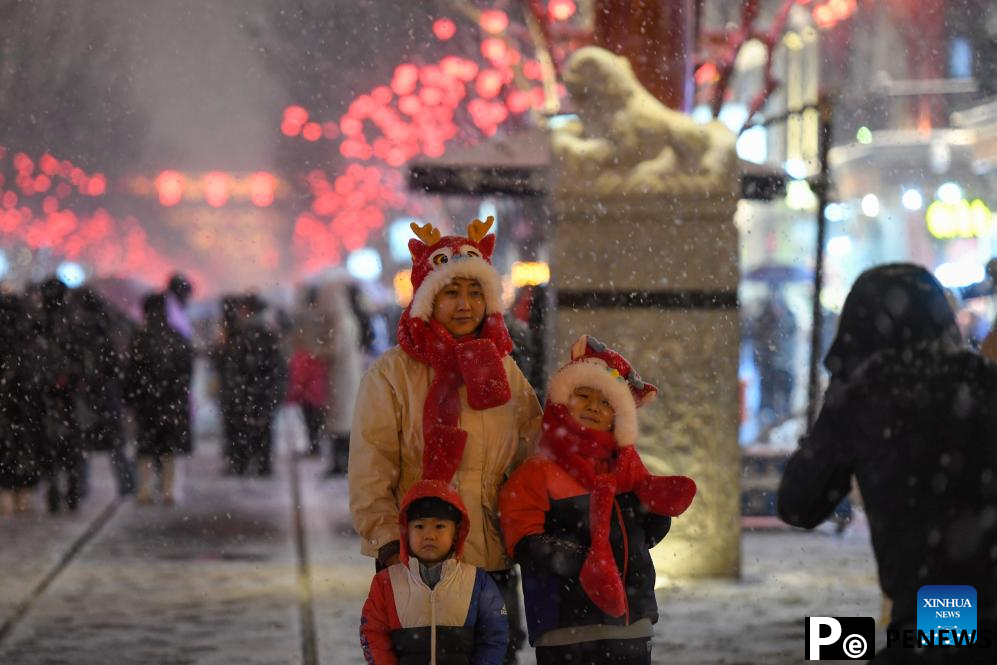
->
[397,311,512,483]
[540,403,697,617]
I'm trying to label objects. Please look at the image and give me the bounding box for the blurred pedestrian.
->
[751,291,798,428]
[37,278,86,513]
[0,294,43,515]
[164,272,194,341]
[74,287,134,497]
[286,331,328,457]
[125,294,194,504]
[219,295,285,476]
[348,218,542,663]
[310,281,363,476]
[777,264,997,664]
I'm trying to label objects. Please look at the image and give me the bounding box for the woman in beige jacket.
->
[349,217,542,658]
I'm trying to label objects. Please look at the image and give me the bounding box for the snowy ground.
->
[0,440,883,665]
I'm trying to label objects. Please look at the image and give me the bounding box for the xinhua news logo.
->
[806,617,875,660]
[918,585,977,645]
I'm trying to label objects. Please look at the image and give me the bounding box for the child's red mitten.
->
[579,474,627,617]
[456,338,511,410]
[636,475,697,517]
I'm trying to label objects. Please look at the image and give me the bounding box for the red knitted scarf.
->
[397,311,513,482]
[540,403,697,618]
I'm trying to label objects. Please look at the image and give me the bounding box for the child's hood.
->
[398,480,471,565]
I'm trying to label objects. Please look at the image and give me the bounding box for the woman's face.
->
[566,385,615,431]
[432,277,486,338]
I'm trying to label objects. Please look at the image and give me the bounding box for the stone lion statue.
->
[551,46,737,196]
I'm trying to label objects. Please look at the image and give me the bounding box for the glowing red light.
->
[506,90,530,114]
[281,119,301,137]
[156,170,184,206]
[813,4,835,27]
[392,63,420,96]
[371,86,393,106]
[523,60,543,81]
[479,9,508,34]
[203,172,229,207]
[548,0,577,21]
[481,37,508,63]
[39,154,59,175]
[302,122,323,141]
[34,175,52,193]
[250,172,276,207]
[341,116,364,136]
[322,122,340,139]
[420,87,443,106]
[475,69,504,99]
[695,62,718,85]
[42,196,59,214]
[87,174,106,196]
[13,153,33,175]
[399,95,422,116]
[433,17,456,41]
[2,191,17,208]
[284,105,309,126]
[828,0,856,19]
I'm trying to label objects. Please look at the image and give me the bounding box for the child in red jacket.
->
[286,347,329,457]
[499,336,696,665]
[360,480,509,665]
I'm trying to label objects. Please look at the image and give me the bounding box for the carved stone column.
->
[548,47,742,579]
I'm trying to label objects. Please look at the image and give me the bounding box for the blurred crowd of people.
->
[0,270,401,516]
[0,274,195,514]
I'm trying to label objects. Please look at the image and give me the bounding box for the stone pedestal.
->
[549,193,742,579]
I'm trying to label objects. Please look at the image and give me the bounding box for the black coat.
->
[125,321,194,456]
[0,296,43,490]
[778,263,997,627]
[218,320,285,426]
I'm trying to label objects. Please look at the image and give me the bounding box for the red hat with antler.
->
[406,216,504,321]
[546,335,658,447]
[397,216,513,485]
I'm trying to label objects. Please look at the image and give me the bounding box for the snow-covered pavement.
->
[0,444,882,664]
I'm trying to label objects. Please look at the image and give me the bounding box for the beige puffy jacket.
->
[349,345,542,571]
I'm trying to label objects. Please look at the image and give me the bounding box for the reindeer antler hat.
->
[406,216,504,321]
[397,217,513,484]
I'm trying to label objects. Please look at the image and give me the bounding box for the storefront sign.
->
[925,198,994,239]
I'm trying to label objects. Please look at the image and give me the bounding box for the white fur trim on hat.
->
[409,256,504,321]
[547,358,639,447]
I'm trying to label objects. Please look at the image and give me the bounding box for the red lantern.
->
[250,172,276,207]
[433,18,456,41]
[156,171,184,207]
[479,9,508,34]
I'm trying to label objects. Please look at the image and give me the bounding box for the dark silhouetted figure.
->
[125,294,194,504]
[752,292,798,428]
[0,294,43,514]
[778,264,997,664]
[219,295,285,476]
[74,287,133,497]
[37,278,86,512]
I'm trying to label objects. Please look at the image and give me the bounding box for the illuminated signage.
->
[926,198,994,239]
[511,261,551,287]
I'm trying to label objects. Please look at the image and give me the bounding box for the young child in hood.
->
[499,336,697,665]
[360,480,509,665]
